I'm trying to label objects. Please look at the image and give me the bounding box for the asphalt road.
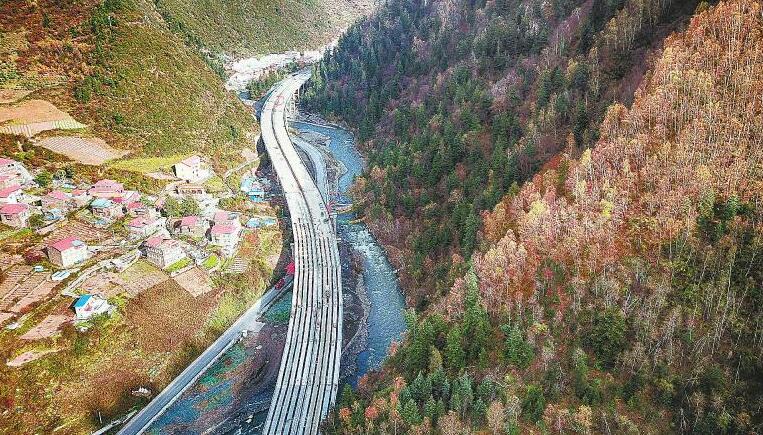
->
[292,135,329,201]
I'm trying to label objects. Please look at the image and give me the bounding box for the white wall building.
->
[173,155,211,182]
[144,236,186,269]
[73,294,112,321]
[0,203,30,228]
[0,158,32,185]
[210,223,241,257]
[0,184,22,204]
[127,216,166,239]
[47,236,88,268]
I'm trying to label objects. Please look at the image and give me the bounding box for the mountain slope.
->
[1,0,253,174]
[76,0,253,161]
[152,0,376,57]
[322,0,762,433]
[306,0,708,307]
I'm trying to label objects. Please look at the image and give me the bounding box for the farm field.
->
[0,100,87,137]
[109,155,187,175]
[37,136,128,165]
[0,99,76,125]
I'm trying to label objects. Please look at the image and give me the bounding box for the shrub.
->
[34,171,52,187]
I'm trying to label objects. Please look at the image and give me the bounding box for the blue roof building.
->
[73,294,112,321]
[241,177,266,202]
[73,294,92,309]
[90,198,112,209]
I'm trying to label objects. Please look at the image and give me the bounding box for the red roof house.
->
[0,184,22,204]
[47,236,88,268]
[0,203,30,227]
[88,179,124,198]
[42,190,72,210]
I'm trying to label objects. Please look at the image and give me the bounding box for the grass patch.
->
[0,227,33,242]
[204,175,226,192]
[202,254,219,270]
[108,155,185,174]
[165,257,191,273]
[206,287,261,333]
[118,259,160,280]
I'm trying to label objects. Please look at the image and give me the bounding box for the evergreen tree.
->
[463,272,490,360]
[424,396,439,422]
[501,324,535,369]
[521,385,546,423]
[428,346,444,373]
[401,399,422,425]
[445,325,466,372]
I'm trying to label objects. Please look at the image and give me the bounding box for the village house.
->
[213,211,242,229]
[126,201,153,217]
[0,158,32,185]
[71,189,91,207]
[0,175,16,190]
[210,222,241,256]
[90,198,124,220]
[114,190,141,205]
[246,215,278,229]
[88,179,124,199]
[0,184,22,204]
[73,294,113,321]
[44,208,64,221]
[47,236,88,268]
[144,236,186,269]
[175,182,207,198]
[241,177,266,202]
[127,216,166,239]
[175,215,209,238]
[210,211,242,256]
[0,203,30,228]
[41,190,73,211]
[173,155,210,182]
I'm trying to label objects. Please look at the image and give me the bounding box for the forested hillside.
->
[309,0,763,433]
[305,0,712,306]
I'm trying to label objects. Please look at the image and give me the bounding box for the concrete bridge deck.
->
[260,70,343,435]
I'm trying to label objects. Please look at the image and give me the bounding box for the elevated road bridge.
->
[260,70,343,435]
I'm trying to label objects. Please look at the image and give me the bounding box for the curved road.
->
[260,70,343,434]
[293,135,329,202]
